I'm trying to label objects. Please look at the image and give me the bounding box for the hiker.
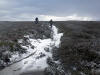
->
[49,19,53,39]
[35,17,39,24]
[49,19,53,28]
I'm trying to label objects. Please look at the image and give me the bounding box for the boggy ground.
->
[54,21,100,75]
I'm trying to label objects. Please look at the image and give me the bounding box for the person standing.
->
[35,17,39,24]
[49,19,53,28]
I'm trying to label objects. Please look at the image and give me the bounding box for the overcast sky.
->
[0,0,100,21]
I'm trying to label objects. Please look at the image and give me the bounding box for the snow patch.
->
[0,25,63,75]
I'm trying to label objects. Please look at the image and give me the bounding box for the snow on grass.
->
[0,25,63,75]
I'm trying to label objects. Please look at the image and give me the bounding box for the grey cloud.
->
[0,0,100,21]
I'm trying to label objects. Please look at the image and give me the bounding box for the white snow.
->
[0,25,63,75]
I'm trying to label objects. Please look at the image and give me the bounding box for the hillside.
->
[0,21,100,75]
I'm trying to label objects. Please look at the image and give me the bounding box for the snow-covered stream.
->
[0,25,63,75]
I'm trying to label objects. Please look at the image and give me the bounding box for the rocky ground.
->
[0,21,100,75]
